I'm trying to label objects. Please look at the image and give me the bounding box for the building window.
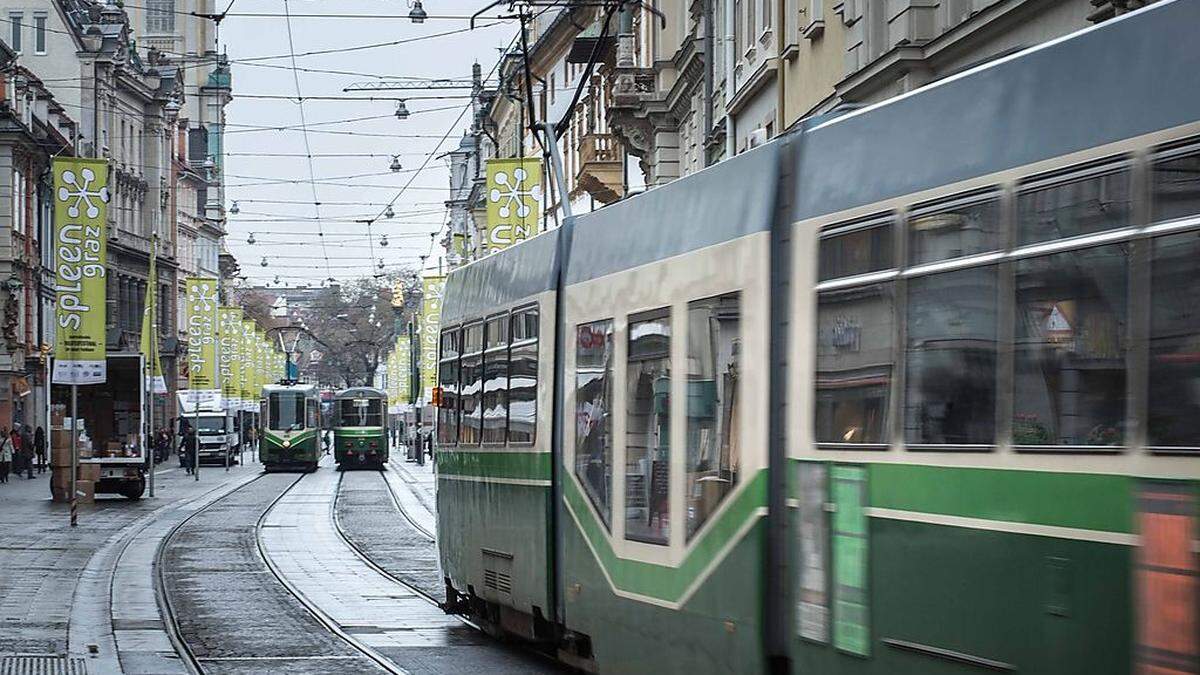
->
[1017,164,1132,246]
[908,191,1001,266]
[685,293,740,539]
[904,266,998,445]
[1012,245,1128,447]
[437,328,460,445]
[33,13,45,54]
[146,0,176,33]
[9,13,21,53]
[625,309,671,545]
[459,322,484,444]
[482,314,509,444]
[575,319,614,528]
[1147,232,1200,449]
[508,308,538,444]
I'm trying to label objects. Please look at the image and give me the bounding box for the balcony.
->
[574,132,625,205]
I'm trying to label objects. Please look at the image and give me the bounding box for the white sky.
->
[220,0,516,287]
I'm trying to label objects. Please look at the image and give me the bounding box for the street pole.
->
[69,384,77,527]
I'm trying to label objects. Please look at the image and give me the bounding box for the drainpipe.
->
[702,0,714,166]
[724,0,736,158]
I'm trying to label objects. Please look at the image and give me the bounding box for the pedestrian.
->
[182,424,196,475]
[9,428,25,479]
[20,425,34,479]
[34,425,46,474]
[0,426,12,484]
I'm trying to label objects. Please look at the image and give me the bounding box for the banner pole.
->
[70,384,77,528]
[194,397,200,482]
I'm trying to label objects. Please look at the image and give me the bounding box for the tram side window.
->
[815,282,895,445]
[1151,148,1200,223]
[459,323,484,445]
[575,319,614,528]
[508,309,538,444]
[482,315,509,444]
[904,266,998,445]
[817,217,893,282]
[908,192,1001,265]
[625,309,671,545]
[685,293,740,540]
[438,329,460,445]
[1017,165,1132,246]
[306,399,317,429]
[1012,245,1128,446]
[1147,232,1200,448]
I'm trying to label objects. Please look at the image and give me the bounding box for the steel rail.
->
[253,469,407,675]
[153,472,274,675]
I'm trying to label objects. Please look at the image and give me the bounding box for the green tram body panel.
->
[334,427,389,466]
[260,428,321,467]
[436,449,553,622]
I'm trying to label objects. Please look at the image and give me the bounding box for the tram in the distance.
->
[260,383,322,472]
[332,387,389,469]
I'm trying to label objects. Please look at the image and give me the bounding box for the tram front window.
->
[270,394,306,431]
[338,399,383,427]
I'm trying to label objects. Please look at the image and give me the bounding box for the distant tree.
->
[300,274,402,388]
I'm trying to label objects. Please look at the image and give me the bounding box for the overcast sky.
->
[221,0,515,288]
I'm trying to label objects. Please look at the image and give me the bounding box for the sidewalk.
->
[0,458,259,664]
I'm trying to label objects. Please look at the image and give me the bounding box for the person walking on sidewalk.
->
[20,425,34,479]
[34,425,46,474]
[0,426,12,483]
[9,428,25,479]
[182,425,196,475]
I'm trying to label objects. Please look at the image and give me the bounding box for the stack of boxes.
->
[49,405,95,503]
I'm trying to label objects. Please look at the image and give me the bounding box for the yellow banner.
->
[52,158,109,384]
[219,307,242,406]
[395,335,411,405]
[485,157,542,252]
[420,275,445,402]
[140,236,166,393]
[240,319,256,409]
[186,277,219,398]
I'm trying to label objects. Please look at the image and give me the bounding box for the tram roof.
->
[333,387,387,400]
[262,383,318,395]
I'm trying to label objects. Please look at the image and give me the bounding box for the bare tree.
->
[299,275,402,387]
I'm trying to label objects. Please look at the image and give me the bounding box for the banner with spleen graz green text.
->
[420,275,445,403]
[219,307,242,410]
[52,158,109,385]
[396,335,411,405]
[240,320,257,409]
[185,277,220,406]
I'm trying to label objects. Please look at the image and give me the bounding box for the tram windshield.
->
[337,398,384,427]
[270,393,306,431]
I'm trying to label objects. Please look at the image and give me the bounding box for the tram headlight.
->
[283,439,291,448]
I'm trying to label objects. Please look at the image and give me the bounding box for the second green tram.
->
[260,383,322,472]
[332,387,389,469]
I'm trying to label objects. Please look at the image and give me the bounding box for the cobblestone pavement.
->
[263,457,561,673]
[335,470,442,601]
[160,471,386,675]
[0,460,258,666]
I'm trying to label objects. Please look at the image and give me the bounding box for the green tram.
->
[260,383,322,472]
[332,387,389,469]
[435,5,1200,674]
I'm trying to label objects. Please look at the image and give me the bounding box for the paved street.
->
[0,444,559,674]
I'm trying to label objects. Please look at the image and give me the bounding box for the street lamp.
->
[389,155,403,172]
[379,234,389,247]
[409,0,427,23]
[230,200,240,214]
[260,256,268,267]
[247,232,256,245]
[384,205,395,219]
[395,100,410,120]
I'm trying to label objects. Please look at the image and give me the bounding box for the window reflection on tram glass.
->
[459,323,484,445]
[270,394,305,431]
[1017,166,1131,246]
[815,283,893,444]
[508,309,538,444]
[625,310,671,545]
[908,193,1001,265]
[1151,148,1200,223]
[482,316,509,444]
[685,294,739,539]
[339,398,383,427]
[1012,246,1128,446]
[818,220,893,281]
[575,319,614,526]
[1148,232,1200,448]
[904,266,998,445]
[437,329,460,445]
